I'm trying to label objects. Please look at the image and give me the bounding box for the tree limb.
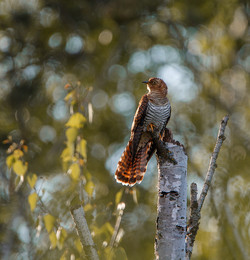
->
[70,205,99,260]
[185,115,229,259]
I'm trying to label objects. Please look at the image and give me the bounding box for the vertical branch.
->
[197,115,229,212]
[71,206,99,260]
[155,142,187,260]
[185,115,229,259]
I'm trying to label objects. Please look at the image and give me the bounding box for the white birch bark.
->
[155,143,187,260]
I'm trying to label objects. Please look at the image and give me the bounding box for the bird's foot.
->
[147,123,157,133]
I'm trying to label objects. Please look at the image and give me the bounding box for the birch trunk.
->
[155,143,187,260]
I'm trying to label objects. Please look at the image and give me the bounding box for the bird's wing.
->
[130,94,149,159]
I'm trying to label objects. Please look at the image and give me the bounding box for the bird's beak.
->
[142,81,149,84]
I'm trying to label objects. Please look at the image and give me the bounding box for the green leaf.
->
[27,174,37,189]
[65,127,78,142]
[44,214,56,233]
[13,160,28,176]
[49,231,57,249]
[68,163,80,181]
[85,180,95,196]
[6,154,15,169]
[104,247,115,259]
[114,247,128,260]
[115,189,124,205]
[66,112,86,129]
[77,139,87,159]
[28,192,38,212]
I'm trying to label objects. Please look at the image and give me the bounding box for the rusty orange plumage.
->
[115,78,171,186]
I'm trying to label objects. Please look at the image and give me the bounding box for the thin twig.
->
[71,205,99,260]
[185,115,229,259]
[197,115,229,211]
[109,202,125,247]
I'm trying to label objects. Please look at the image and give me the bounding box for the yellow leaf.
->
[60,251,68,260]
[85,181,95,196]
[13,160,28,176]
[66,113,86,129]
[66,127,78,143]
[13,149,24,159]
[103,222,114,235]
[68,163,80,181]
[83,203,93,212]
[74,238,83,253]
[28,192,38,212]
[6,154,15,169]
[77,139,87,159]
[115,189,124,205]
[44,214,56,233]
[49,231,57,249]
[57,227,67,249]
[60,147,72,162]
[64,89,75,101]
[27,174,37,189]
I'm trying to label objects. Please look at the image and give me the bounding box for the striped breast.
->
[143,100,171,132]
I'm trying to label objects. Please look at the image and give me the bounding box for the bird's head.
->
[142,77,168,96]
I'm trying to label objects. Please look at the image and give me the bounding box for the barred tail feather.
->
[115,139,155,186]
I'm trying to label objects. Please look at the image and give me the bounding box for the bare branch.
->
[71,206,99,260]
[198,115,229,211]
[185,115,229,259]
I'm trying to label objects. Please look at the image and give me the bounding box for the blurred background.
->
[0,0,249,259]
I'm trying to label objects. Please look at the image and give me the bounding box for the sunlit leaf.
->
[66,127,78,142]
[68,163,80,181]
[44,214,56,233]
[27,174,37,189]
[57,227,67,250]
[49,231,57,249]
[104,247,115,259]
[28,192,38,212]
[6,154,15,169]
[74,238,83,253]
[60,251,67,260]
[115,189,123,205]
[77,139,87,159]
[13,160,28,176]
[64,83,72,90]
[22,145,28,153]
[66,112,86,129]
[13,149,24,159]
[101,222,114,236]
[2,139,10,144]
[83,203,93,212]
[61,147,72,162]
[64,89,75,101]
[85,180,95,196]
[114,247,128,260]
